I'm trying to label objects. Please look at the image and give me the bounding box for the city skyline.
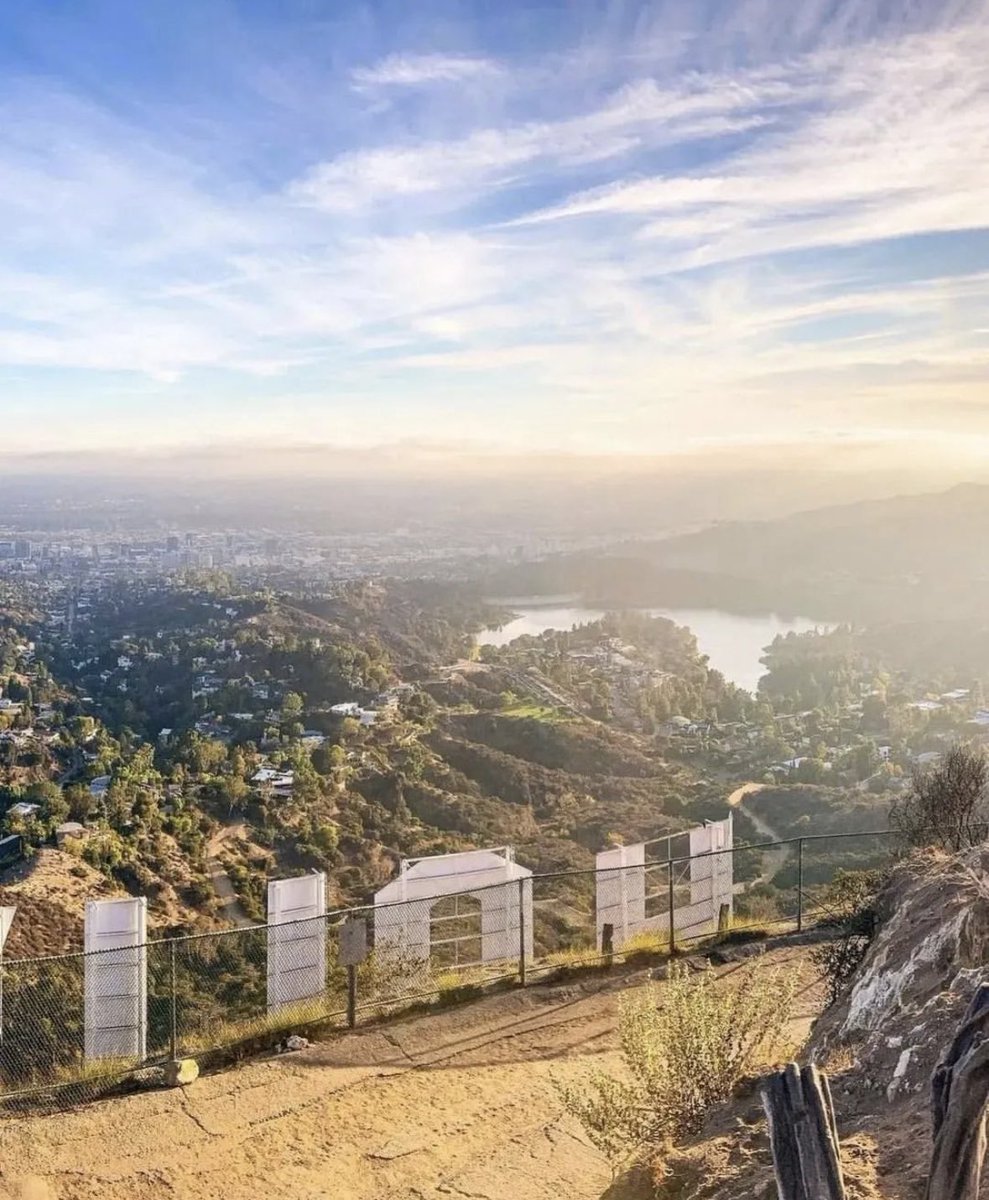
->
[1,0,988,456]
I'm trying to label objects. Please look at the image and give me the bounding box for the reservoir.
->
[476,605,827,693]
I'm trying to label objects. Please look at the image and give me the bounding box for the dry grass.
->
[618,930,670,961]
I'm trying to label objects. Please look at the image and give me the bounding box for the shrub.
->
[732,891,782,931]
[557,960,795,1166]
[433,970,484,1007]
[889,744,989,852]
[810,867,887,1006]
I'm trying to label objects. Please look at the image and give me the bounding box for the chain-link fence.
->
[0,829,893,1108]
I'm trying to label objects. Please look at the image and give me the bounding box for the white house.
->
[252,767,294,792]
[8,802,41,819]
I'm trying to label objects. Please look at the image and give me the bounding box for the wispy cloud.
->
[0,0,988,453]
[510,24,989,268]
[351,53,501,89]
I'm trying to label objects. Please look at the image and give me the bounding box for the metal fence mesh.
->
[0,830,893,1108]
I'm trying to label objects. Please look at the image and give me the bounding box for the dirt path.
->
[728,782,790,887]
[206,824,254,929]
[0,949,821,1200]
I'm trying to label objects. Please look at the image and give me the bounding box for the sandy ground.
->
[0,948,820,1200]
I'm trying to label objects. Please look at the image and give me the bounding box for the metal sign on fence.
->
[339,916,368,967]
[84,897,147,1061]
[267,873,326,1013]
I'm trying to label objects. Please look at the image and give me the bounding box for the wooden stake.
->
[762,1063,846,1200]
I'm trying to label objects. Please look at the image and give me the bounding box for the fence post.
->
[518,877,527,987]
[602,922,614,970]
[169,938,178,1061]
[668,862,676,955]
[797,838,804,933]
[347,965,357,1029]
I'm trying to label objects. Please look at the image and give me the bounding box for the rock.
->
[278,1032,309,1051]
[164,1058,200,1087]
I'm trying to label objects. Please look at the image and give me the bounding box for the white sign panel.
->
[595,815,734,948]
[373,848,533,969]
[0,906,15,953]
[595,843,646,950]
[84,897,147,1061]
[267,873,326,1013]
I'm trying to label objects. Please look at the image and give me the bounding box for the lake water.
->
[477,605,827,693]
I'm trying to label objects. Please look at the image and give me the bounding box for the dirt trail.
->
[728,782,790,886]
[0,948,820,1200]
[206,823,254,929]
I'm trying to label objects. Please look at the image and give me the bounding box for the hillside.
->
[656,845,989,1199]
[482,483,989,625]
[654,483,989,579]
[3,578,746,943]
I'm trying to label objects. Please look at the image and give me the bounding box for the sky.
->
[1,0,988,457]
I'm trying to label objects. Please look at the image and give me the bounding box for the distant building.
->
[7,802,40,819]
[55,821,87,847]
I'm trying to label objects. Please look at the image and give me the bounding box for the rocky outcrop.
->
[811,847,989,1110]
[657,846,989,1199]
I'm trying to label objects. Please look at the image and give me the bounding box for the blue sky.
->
[1,0,988,455]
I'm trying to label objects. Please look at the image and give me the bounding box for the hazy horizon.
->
[1,0,988,458]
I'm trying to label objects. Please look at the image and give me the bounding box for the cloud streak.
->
[0,0,987,453]
[351,53,501,88]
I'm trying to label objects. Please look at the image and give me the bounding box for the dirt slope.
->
[0,850,122,956]
[0,949,817,1200]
